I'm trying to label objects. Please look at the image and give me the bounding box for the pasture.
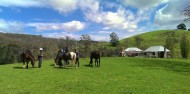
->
[0,57,190,94]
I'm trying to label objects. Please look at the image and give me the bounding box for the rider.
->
[74,48,79,58]
[38,48,43,68]
[65,47,69,65]
[65,47,69,53]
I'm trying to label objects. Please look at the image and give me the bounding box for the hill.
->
[120,30,190,58]
[0,33,60,63]
[0,33,111,64]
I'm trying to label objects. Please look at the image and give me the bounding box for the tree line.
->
[0,32,122,64]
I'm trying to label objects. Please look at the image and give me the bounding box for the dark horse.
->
[55,49,79,67]
[89,51,101,67]
[20,50,35,68]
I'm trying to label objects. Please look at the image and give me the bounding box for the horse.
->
[55,49,79,67]
[89,51,101,67]
[20,50,35,69]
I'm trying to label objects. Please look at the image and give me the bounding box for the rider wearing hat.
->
[38,48,43,68]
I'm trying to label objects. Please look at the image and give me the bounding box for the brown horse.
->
[55,49,79,67]
[20,50,35,68]
[89,51,101,67]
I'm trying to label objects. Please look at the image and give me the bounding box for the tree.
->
[80,34,92,57]
[134,36,143,48]
[165,31,178,58]
[80,34,91,41]
[180,33,190,59]
[177,23,187,30]
[182,6,190,21]
[110,32,119,47]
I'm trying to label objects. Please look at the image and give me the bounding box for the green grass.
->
[0,57,190,94]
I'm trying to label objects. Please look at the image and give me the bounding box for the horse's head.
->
[55,49,64,65]
[31,58,35,67]
[25,50,36,67]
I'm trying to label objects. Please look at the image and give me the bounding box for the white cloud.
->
[43,32,81,40]
[90,34,110,41]
[154,0,190,29]
[102,1,119,9]
[47,0,79,14]
[103,10,125,27]
[0,0,79,13]
[61,21,86,32]
[0,19,24,33]
[80,0,138,32]
[122,0,169,10]
[0,0,44,7]
[2,0,190,41]
[0,0,139,32]
[28,20,85,32]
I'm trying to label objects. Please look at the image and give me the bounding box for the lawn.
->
[0,57,190,94]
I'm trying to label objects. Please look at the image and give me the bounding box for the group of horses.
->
[20,49,101,69]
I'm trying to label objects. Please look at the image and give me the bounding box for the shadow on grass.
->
[13,66,38,69]
[53,66,77,69]
[50,64,55,66]
[83,64,91,67]
[13,66,23,69]
[83,64,100,68]
[129,58,190,74]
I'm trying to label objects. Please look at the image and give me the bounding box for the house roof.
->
[124,47,142,52]
[144,46,170,52]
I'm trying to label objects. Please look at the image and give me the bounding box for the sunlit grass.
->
[0,57,190,94]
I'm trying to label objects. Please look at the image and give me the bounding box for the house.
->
[144,46,170,58]
[124,47,143,57]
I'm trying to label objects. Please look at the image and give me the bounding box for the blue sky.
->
[0,0,190,41]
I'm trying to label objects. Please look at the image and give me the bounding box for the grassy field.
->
[0,57,190,94]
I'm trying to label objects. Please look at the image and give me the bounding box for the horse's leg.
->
[89,58,93,66]
[31,61,35,67]
[26,61,29,69]
[23,61,26,68]
[94,59,96,67]
[74,59,77,68]
[64,60,67,67]
[76,58,79,67]
[95,59,98,67]
[72,60,74,67]
[59,60,62,67]
[98,57,100,67]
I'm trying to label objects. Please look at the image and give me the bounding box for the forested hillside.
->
[0,33,118,64]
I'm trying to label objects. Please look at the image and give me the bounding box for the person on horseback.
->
[65,47,69,65]
[74,49,79,58]
[65,47,69,53]
[38,48,43,68]
[60,48,64,56]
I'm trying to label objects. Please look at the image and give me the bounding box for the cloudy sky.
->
[0,0,190,41]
